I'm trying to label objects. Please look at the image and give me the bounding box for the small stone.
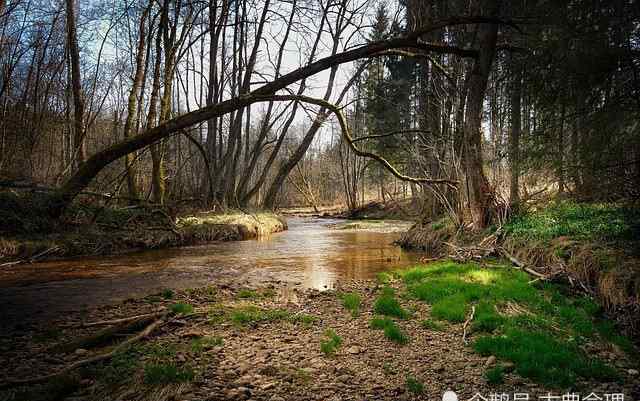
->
[484,356,496,367]
[182,330,204,338]
[628,369,639,376]
[503,362,515,372]
[74,348,88,356]
[346,346,362,355]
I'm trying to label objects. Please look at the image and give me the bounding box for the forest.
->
[0,0,639,400]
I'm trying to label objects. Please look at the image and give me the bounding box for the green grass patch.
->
[484,365,505,385]
[320,329,343,356]
[373,287,409,319]
[474,329,618,387]
[395,261,629,388]
[421,318,445,331]
[405,375,424,394]
[503,201,640,243]
[370,317,409,344]
[340,292,362,316]
[170,302,194,315]
[143,363,194,384]
[161,288,174,299]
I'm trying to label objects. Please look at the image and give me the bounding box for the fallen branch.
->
[79,311,166,328]
[462,305,476,345]
[0,313,168,390]
[0,246,61,268]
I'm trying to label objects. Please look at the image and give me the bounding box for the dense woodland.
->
[0,0,639,228]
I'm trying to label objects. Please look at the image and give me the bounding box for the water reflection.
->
[0,218,420,323]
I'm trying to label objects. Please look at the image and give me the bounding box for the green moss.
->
[340,292,362,316]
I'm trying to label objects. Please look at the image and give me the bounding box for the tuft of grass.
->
[373,287,409,319]
[170,302,194,315]
[230,306,289,326]
[143,363,194,384]
[370,317,409,345]
[472,301,503,333]
[99,348,139,385]
[421,318,445,331]
[161,288,174,299]
[340,292,362,316]
[485,365,505,385]
[320,329,343,356]
[191,336,223,353]
[405,375,424,394]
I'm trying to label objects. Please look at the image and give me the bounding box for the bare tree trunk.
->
[65,0,85,168]
[509,55,521,206]
[122,5,151,202]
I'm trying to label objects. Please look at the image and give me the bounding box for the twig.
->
[462,305,476,345]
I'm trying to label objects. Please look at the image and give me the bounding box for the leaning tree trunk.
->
[462,1,500,229]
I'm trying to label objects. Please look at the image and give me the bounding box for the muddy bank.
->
[1,274,637,401]
[0,208,287,263]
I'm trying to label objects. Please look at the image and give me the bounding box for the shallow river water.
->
[0,218,420,326]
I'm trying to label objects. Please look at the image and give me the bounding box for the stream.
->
[0,218,421,328]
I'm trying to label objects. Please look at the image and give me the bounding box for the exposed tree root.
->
[79,311,167,328]
[0,313,168,390]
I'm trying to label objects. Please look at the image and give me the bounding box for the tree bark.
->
[462,1,500,229]
[65,0,85,168]
[509,54,521,206]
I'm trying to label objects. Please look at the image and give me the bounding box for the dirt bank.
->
[0,205,287,263]
[1,266,637,401]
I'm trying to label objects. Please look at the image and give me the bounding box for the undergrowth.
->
[320,329,343,356]
[503,201,640,244]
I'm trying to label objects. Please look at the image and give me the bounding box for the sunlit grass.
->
[320,329,342,356]
[395,261,627,387]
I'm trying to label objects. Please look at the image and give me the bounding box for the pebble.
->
[74,348,88,356]
[484,355,496,367]
[628,369,639,376]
